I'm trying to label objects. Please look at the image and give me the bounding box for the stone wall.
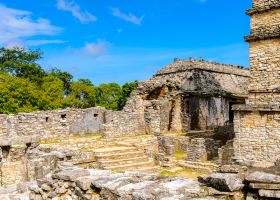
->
[252,0,280,10]
[0,108,107,140]
[187,96,230,130]
[250,9,280,38]
[69,107,106,135]
[186,138,207,162]
[102,110,145,137]
[232,0,280,166]
[248,39,280,95]
[233,110,280,166]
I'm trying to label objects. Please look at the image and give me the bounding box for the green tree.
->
[66,79,96,108]
[40,75,65,110]
[50,68,73,95]
[0,72,42,113]
[0,47,46,84]
[117,81,138,110]
[95,83,122,110]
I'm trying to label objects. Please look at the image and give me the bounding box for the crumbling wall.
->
[144,100,170,134]
[186,138,207,162]
[0,108,106,140]
[102,110,145,137]
[218,140,234,165]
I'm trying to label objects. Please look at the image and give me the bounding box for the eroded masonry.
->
[1,0,280,199]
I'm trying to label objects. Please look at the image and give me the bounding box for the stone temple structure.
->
[233,0,280,167]
[128,59,250,134]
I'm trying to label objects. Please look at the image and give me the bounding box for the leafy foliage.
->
[0,47,138,114]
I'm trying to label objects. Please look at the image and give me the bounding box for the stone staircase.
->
[93,146,159,172]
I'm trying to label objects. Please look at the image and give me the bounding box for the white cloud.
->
[57,0,97,24]
[110,7,145,26]
[84,40,110,57]
[0,4,62,48]
[26,39,66,46]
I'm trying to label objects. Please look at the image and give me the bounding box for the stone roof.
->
[136,59,250,98]
[156,59,250,77]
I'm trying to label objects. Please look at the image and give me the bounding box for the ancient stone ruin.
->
[1,0,280,199]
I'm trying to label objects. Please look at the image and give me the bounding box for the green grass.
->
[40,140,61,145]
[70,133,102,138]
[174,151,187,161]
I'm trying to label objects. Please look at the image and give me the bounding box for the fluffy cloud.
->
[57,0,97,24]
[84,40,110,57]
[0,4,62,48]
[110,7,145,26]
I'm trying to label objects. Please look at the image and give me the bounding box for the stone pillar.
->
[186,138,207,162]
[233,0,280,166]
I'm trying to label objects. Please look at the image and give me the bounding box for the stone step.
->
[104,160,155,172]
[99,156,149,167]
[131,166,161,173]
[177,161,219,172]
[93,147,138,155]
[95,151,145,160]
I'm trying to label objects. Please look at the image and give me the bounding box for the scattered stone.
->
[246,171,280,184]
[41,184,51,192]
[52,169,90,181]
[75,177,92,191]
[218,165,248,173]
[199,173,244,192]
[249,183,280,190]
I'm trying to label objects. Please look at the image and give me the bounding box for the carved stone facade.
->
[233,0,280,166]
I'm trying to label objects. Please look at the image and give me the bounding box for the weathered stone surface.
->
[259,189,280,198]
[52,169,90,181]
[246,171,280,183]
[75,177,93,191]
[250,182,280,190]
[199,173,244,192]
[233,0,280,166]
[218,165,248,174]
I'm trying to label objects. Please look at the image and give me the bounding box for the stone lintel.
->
[245,32,280,42]
[232,104,280,112]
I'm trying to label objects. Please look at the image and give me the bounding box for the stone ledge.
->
[232,104,280,112]
[0,135,41,146]
[245,32,280,42]
[246,4,280,15]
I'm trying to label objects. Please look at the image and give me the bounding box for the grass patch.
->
[70,133,102,138]
[40,140,61,145]
[174,151,187,161]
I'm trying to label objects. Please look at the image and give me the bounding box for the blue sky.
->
[0,0,251,85]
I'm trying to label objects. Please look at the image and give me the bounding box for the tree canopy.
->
[0,47,138,114]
